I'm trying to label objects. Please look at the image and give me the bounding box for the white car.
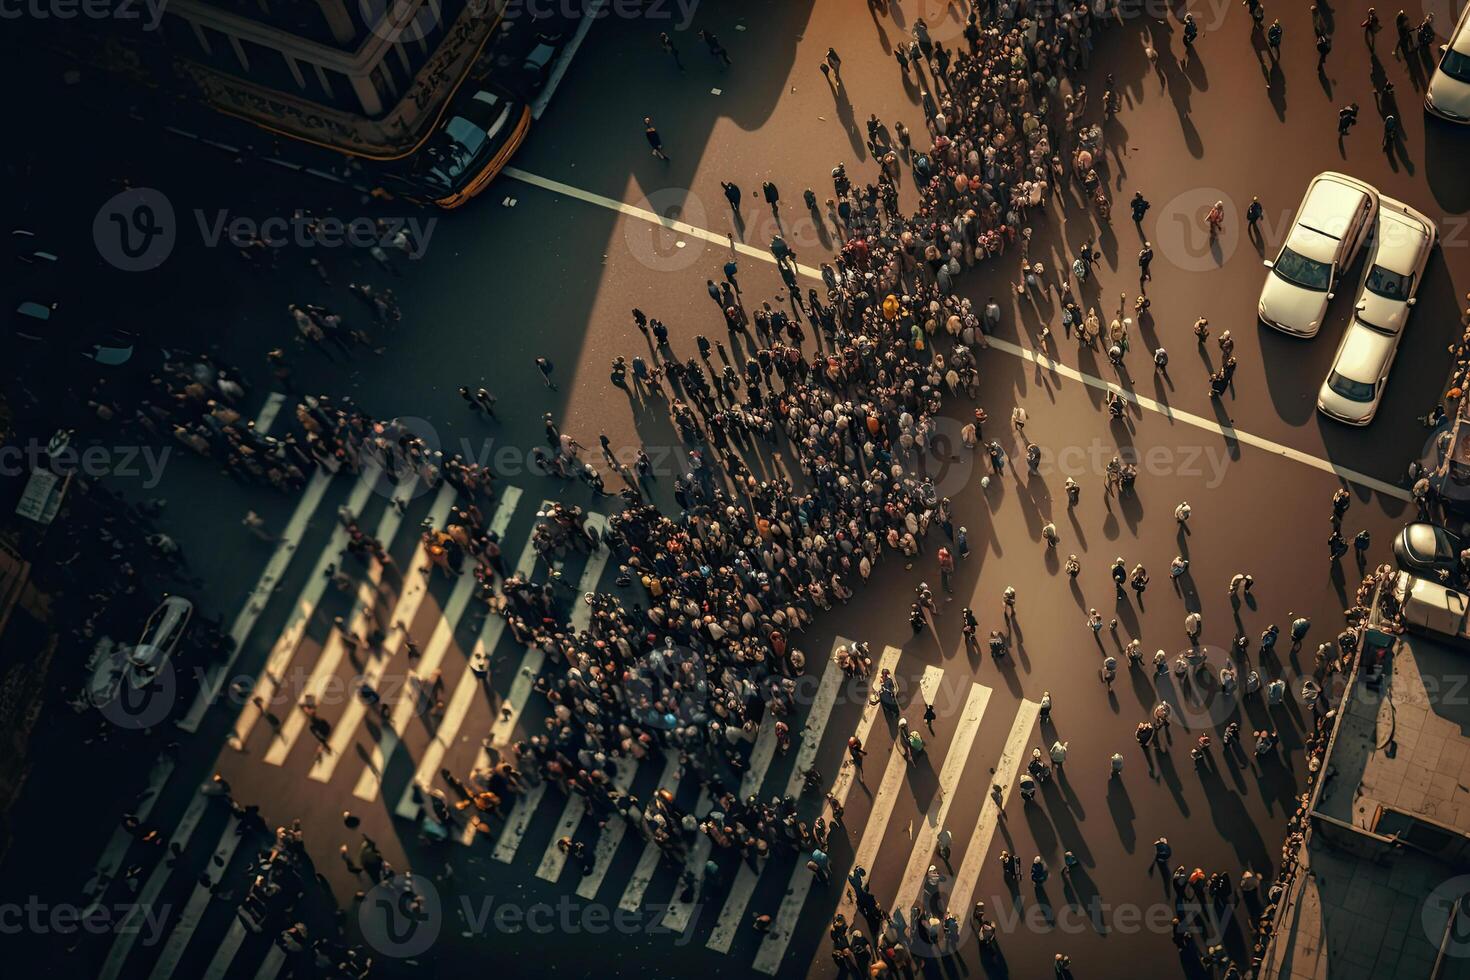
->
[1317,198,1437,425]
[1426,1,1470,122]
[127,594,193,689]
[1258,172,1379,338]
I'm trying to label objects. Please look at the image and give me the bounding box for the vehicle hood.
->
[1260,275,1330,335]
[1429,66,1470,119]
[1355,294,1409,333]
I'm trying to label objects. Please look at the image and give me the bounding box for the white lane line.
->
[504,166,1410,503]
[254,392,287,435]
[266,477,419,766]
[576,759,638,899]
[833,664,944,926]
[352,555,479,802]
[457,513,611,844]
[617,753,683,912]
[984,336,1412,501]
[252,945,285,980]
[230,476,375,751]
[147,816,244,980]
[84,756,175,899]
[707,642,847,953]
[200,918,248,980]
[393,487,529,821]
[504,167,823,282]
[98,792,211,980]
[949,700,1041,919]
[310,483,459,784]
[531,0,605,119]
[889,682,991,919]
[180,467,333,733]
[754,645,904,976]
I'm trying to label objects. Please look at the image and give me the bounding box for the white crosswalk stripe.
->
[753,645,902,975]
[309,482,459,784]
[230,477,374,751]
[148,816,245,980]
[351,556,479,801]
[949,700,1041,919]
[180,467,333,733]
[99,792,211,980]
[265,477,419,765]
[889,682,991,919]
[84,756,175,900]
[707,642,847,952]
[200,919,249,980]
[252,945,285,980]
[616,753,682,912]
[575,759,638,899]
[393,489,531,821]
[833,663,944,927]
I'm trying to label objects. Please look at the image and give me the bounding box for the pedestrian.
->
[644,117,669,161]
[1130,191,1151,223]
[1316,30,1333,69]
[534,356,557,389]
[1363,7,1382,47]
[659,32,685,71]
[698,29,732,66]
[1175,500,1191,523]
[1383,114,1399,152]
[1110,752,1124,777]
[1246,196,1263,238]
[1267,18,1283,58]
[1338,102,1360,137]
[1186,611,1202,640]
[1138,242,1154,283]
[825,46,842,77]
[1194,315,1210,344]
[1154,347,1168,372]
[762,180,781,217]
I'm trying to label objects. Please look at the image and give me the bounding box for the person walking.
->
[1316,31,1332,70]
[720,181,742,212]
[659,31,685,71]
[698,29,732,66]
[1363,7,1382,47]
[1338,102,1359,137]
[1138,242,1154,284]
[644,117,669,161]
[1130,192,1151,224]
[1246,196,1263,238]
[1267,18,1283,59]
[534,356,557,389]
[1382,114,1399,152]
[762,180,781,218]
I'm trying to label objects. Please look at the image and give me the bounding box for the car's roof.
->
[1299,176,1370,240]
[1455,1,1470,55]
[1284,224,1342,264]
[1373,209,1432,273]
[1334,322,1398,380]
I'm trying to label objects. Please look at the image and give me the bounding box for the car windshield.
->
[1442,48,1470,83]
[1364,264,1413,301]
[1273,247,1332,291]
[1327,370,1376,402]
[412,94,512,191]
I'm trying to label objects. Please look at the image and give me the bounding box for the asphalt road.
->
[4,0,1470,978]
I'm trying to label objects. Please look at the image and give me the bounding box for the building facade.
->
[74,0,506,158]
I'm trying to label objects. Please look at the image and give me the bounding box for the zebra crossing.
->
[83,464,1045,980]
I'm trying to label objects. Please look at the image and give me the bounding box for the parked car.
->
[380,84,530,209]
[1395,522,1465,577]
[127,594,193,689]
[1317,197,1436,425]
[1425,1,1470,122]
[1258,172,1378,337]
